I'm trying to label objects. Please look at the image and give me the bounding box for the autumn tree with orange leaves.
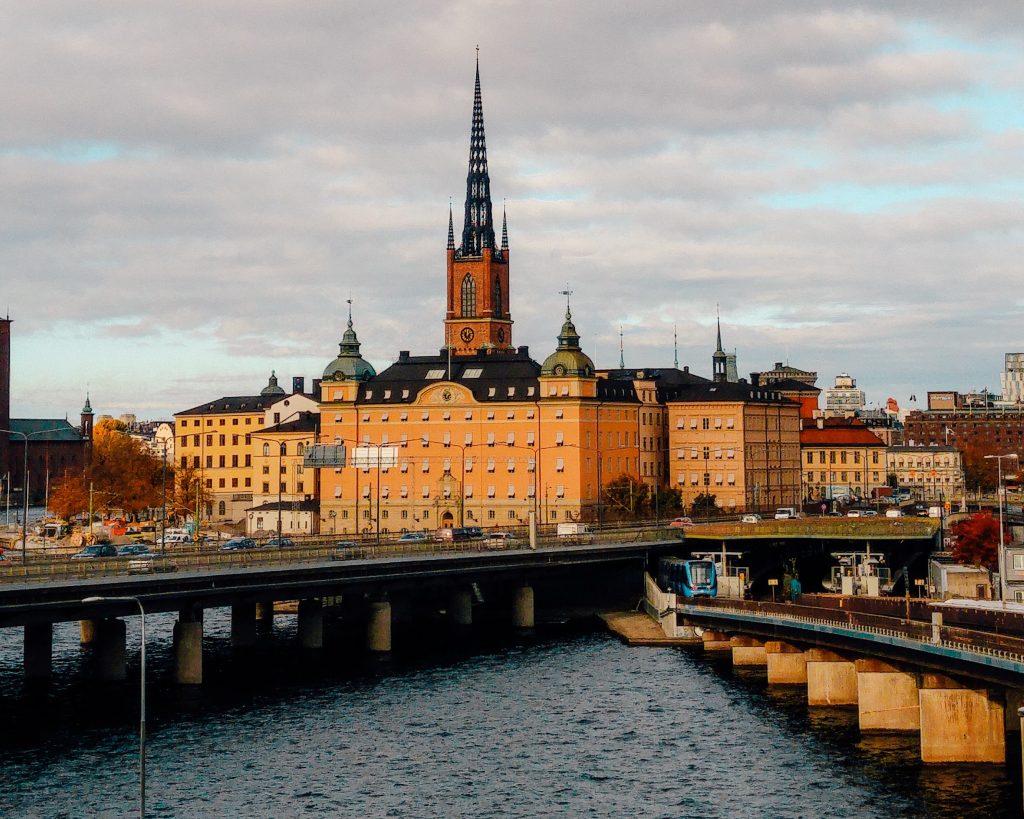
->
[951,512,1008,571]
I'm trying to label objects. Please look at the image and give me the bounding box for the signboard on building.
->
[303,444,346,468]
[351,446,399,469]
[927,392,958,411]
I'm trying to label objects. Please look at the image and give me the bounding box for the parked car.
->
[486,531,518,546]
[71,544,119,560]
[847,510,862,518]
[463,527,484,540]
[860,510,878,517]
[885,509,904,518]
[398,532,428,543]
[774,507,798,520]
[669,517,695,528]
[219,537,257,551]
[331,540,359,560]
[740,514,762,524]
[556,522,593,543]
[265,537,295,548]
[435,527,472,543]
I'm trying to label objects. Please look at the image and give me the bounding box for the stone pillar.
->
[256,600,274,638]
[919,673,1005,763]
[701,630,731,653]
[805,648,858,706]
[766,641,807,685]
[855,659,920,732]
[512,585,534,629]
[231,602,258,648]
[730,635,767,667]
[24,622,52,680]
[931,611,942,644]
[95,619,127,681]
[80,618,99,646]
[449,589,473,626]
[367,601,392,653]
[297,599,324,649]
[1004,689,1024,733]
[173,617,203,685]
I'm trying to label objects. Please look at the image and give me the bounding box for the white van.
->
[774,507,798,520]
[556,522,593,543]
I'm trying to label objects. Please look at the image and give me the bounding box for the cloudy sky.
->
[4,1,1023,421]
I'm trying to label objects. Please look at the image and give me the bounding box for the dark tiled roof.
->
[262,412,319,435]
[662,382,796,405]
[9,419,84,442]
[359,352,542,403]
[599,367,710,386]
[175,395,270,416]
[247,499,319,513]
[772,378,821,394]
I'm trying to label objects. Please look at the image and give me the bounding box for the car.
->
[331,540,359,560]
[846,510,862,518]
[486,531,518,546]
[435,527,473,543]
[398,532,428,543]
[740,514,762,524]
[219,537,257,551]
[71,544,119,560]
[118,543,155,557]
[669,517,695,528]
[885,509,904,518]
[860,510,878,517]
[463,527,484,540]
[265,537,295,548]
[774,508,798,520]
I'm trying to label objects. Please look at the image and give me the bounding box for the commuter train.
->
[657,556,718,599]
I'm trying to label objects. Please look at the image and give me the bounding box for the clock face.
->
[497,328,505,342]
[460,327,475,343]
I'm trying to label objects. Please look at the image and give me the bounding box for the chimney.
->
[292,376,305,395]
[750,372,761,387]
[311,378,322,397]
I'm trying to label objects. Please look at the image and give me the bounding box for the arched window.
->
[262,443,270,456]
[296,442,305,456]
[461,274,476,317]
[279,442,287,457]
[493,276,502,317]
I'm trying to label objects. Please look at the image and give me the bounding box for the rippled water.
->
[0,611,1019,818]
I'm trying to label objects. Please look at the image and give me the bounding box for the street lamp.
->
[985,452,1018,602]
[0,426,68,564]
[81,595,147,818]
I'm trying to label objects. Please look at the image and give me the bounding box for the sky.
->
[3,1,1023,421]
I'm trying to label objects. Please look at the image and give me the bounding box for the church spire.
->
[501,201,508,251]
[459,50,496,256]
[447,200,455,250]
[713,307,728,383]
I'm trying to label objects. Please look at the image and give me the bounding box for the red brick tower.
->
[444,57,513,355]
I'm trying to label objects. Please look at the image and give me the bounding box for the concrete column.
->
[297,599,324,649]
[24,622,52,680]
[931,611,942,644]
[805,649,858,706]
[701,630,731,653]
[855,658,920,732]
[231,602,258,648]
[173,619,203,685]
[1004,689,1024,733]
[449,589,473,626]
[367,601,392,653]
[95,619,127,681]
[919,673,1005,763]
[512,586,534,629]
[766,641,807,685]
[730,635,767,667]
[256,600,274,637]
[79,618,99,646]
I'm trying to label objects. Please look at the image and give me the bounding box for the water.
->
[0,612,1019,818]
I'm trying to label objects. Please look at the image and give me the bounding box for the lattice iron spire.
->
[501,200,508,251]
[460,51,496,256]
[447,199,455,250]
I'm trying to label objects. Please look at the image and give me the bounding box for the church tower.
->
[444,56,513,356]
[713,313,728,384]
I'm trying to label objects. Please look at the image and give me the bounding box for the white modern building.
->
[1000,353,1024,405]
[824,373,866,417]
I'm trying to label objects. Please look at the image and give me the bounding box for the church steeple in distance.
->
[713,307,728,383]
[444,51,513,356]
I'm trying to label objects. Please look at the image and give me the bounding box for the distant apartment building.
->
[1001,353,1024,405]
[824,373,866,417]
[758,362,817,388]
[886,445,964,501]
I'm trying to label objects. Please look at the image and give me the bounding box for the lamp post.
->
[1,426,67,564]
[985,453,1018,602]
[81,595,147,818]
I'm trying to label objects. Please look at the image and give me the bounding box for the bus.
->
[657,557,718,599]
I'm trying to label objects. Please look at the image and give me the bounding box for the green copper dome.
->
[541,306,595,377]
[323,307,376,382]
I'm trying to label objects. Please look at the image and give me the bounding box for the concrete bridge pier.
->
[766,641,807,685]
[512,586,534,630]
[1004,689,1024,733]
[256,600,275,637]
[919,673,1005,763]
[449,589,473,627]
[297,599,324,649]
[730,635,767,667]
[174,608,203,685]
[855,659,920,732]
[24,622,52,680]
[94,618,127,681]
[805,649,858,706]
[231,602,258,648]
[367,601,392,653]
[700,630,731,653]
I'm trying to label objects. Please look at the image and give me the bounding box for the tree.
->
[172,463,210,521]
[690,492,718,518]
[48,471,89,520]
[951,512,1007,571]
[87,428,165,517]
[652,485,683,517]
[602,474,650,519]
[960,439,1001,494]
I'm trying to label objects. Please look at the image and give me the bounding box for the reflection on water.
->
[0,612,1019,818]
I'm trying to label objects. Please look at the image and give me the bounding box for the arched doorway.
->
[441,511,455,527]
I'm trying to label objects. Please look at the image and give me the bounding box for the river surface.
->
[0,611,1019,818]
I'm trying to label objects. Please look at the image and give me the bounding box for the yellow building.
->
[800,418,887,502]
[885,445,964,502]
[248,411,320,536]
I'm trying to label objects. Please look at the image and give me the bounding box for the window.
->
[507,458,515,472]
[1014,554,1024,571]
[487,459,496,472]
[487,485,496,498]
[555,431,564,446]
[555,409,564,419]
[461,274,476,316]
[702,418,710,430]
[422,486,430,498]
[263,443,270,456]
[487,432,495,446]
[507,485,515,498]
[262,482,270,493]
[526,432,535,446]
[556,457,565,472]
[556,485,565,498]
